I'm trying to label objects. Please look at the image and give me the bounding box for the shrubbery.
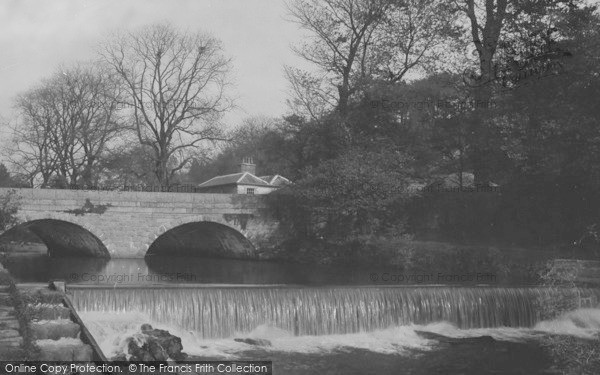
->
[0,189,20,232]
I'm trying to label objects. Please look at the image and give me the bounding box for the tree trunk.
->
[155,152,170,187]
[337,85,350,117]
[82,157,94,188]
[470,75,495,186]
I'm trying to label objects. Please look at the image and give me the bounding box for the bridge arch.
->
[146,216,256,258]
[1,219,110,258]
[1,187,278,258]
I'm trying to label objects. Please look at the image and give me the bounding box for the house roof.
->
[197,172,273,189]
[260,175,291,186]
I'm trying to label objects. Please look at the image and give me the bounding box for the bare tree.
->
[50,64,124,186]
[8,63,123,187]
[287,0,390,117]
[6,92,59,187]
[287,0,455,118]
[100,23,233,186]
[284,66,338,121]
[69,65,125,187]
[371,0,459,82]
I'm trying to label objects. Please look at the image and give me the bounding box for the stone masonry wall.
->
[0,188,280,258]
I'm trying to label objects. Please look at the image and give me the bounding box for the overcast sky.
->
[0,0,306,139]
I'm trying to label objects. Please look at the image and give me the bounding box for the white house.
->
[196,158,290,195]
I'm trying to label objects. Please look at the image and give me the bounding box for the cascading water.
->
[70,286,600,339]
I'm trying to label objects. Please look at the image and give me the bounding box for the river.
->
[4,254,600,374]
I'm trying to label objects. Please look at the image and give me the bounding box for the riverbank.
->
[0,262,29,359]
[0,254,105,361]
[265,237,574,283]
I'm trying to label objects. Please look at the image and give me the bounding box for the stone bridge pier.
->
[0,188,281,259]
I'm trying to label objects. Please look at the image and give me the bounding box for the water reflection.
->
[2,254,538,285]
[3,254,369,285]
[1,254,110,282]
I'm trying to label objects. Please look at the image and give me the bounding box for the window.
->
[246,188,255,195]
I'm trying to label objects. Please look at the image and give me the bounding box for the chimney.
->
[239,157,256,175]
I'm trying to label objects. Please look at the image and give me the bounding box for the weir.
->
[69,286,600,339]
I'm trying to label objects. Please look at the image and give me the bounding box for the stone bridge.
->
[0,188,281,258]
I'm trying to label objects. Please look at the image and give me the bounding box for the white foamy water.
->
[79,311,433,358]
[534,308,600,338]
[78,308,600,359]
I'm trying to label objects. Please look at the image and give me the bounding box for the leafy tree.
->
[0,164,16,188]
[490,5,600,245]
[100,144,162,188]
[0,190,20,232]
[272,147,418,240]
[456,0,588,184]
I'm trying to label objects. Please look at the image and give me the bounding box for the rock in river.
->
[125,324,187,361]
